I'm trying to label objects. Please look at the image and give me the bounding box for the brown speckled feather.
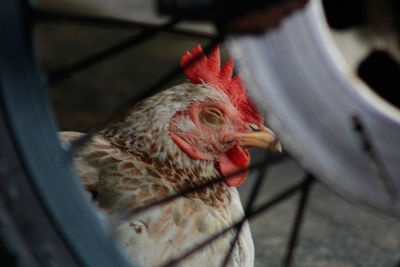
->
[59,83,254,266]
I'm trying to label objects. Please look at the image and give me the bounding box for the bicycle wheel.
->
[0,0,304,266]
[1,0,399,266]
[0,1,135,266]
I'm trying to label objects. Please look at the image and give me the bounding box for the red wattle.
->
[218,144,250,187]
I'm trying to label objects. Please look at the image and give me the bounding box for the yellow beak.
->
[229,125,282,152]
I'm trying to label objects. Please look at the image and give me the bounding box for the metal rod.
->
[114,153,285,223]
[48,18,180,85]
[34,8,216,39]
[220,223,243,267]
[352,115,398,200]
[160,178,310,267]
[221,154,270,267]
[283,174,314,267]
[162,218,243,267]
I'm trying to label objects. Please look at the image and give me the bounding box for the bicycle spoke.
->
[221,223,244,267]
[283,173,314,267]
[221,152,270,267]
[116,163,259,221]
[115,152,285,223]
[161,177,311,267]
[162,217,243,267]
[68,36,224,154]
[48,18,180,85]
[352,115,398,200]
[34,8,216,39]
[250,178,311,220]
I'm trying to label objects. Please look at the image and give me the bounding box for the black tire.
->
[0,1,133,266]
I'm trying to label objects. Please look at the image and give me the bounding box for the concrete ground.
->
[35,20,400,266]
[239,156,400,267]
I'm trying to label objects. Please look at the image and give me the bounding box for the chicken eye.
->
[249,123,260,131]
[200,107,225,126]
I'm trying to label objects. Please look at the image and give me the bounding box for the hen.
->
[61,45,280,267]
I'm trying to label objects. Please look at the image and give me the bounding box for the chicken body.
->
[61,46,279,266]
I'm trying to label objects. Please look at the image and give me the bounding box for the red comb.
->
[180,45,263,123]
